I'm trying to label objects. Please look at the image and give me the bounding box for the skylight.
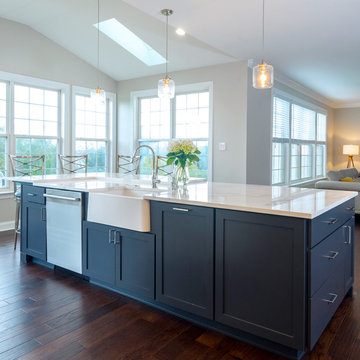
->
[94,18,166,66]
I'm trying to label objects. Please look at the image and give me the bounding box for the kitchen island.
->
[9,173,357,359]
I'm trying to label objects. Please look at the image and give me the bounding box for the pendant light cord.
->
[97,0,100,88]
[262,0,265,63]
[165,11,169,78]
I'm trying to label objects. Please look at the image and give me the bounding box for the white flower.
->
[168,140,181,153]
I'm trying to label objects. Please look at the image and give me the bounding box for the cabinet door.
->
[343,217,355,294]
[151,201,214,319]
[215,209,306,350]
[82,222,116,286]
[21,202,46,260]
[115,230,155,299]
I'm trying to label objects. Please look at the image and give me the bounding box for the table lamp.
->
[343,145,359,168]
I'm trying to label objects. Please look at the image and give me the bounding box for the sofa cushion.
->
[327,168,359,181]
[340,177,356,182]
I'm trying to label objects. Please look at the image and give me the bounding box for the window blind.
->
[317,113,327,142]
[292,104,316,141]
[273,97,290,138]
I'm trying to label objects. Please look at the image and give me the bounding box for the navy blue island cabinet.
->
[82,221,155,299]
[20,184,47,261]
[151,198,354,359]
[19,185,355,360]
[150,201,214,319]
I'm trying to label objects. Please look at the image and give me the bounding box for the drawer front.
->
[22,185,45,205]
[310,199,354,247]
[308,262,344,350]
[309,225,345,296]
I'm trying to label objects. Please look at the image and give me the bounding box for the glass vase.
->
[172,164,190,189]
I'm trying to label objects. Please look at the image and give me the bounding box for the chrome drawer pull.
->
[344,225,352,245]
[322,218,338,225]
[172,207,190,212]
[41,207,46,221]
[27,193,36,197]
[108,229,115,244]
[44,194,81,202]
[322,251,339,260]
[322,293,338,304]
[346,206,355,212]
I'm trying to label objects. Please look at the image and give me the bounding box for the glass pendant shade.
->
[91,86,106,105]
[252,62,274,89]
[158,77,175,99]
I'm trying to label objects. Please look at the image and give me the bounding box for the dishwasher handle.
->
[44,194,81,202]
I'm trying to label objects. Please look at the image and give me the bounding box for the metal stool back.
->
[58,155,88,174]
[116,154,141,175]
[9,155,45,250]
[156,155,174,178]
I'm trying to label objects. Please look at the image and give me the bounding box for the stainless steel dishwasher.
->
[45,189,83,274]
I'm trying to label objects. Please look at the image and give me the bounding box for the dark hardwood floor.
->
[0,227,359,360]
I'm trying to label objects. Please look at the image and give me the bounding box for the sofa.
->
[315,167,360,213]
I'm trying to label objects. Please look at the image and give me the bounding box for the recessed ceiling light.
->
[175,28,186,36]
[94,18,166,66]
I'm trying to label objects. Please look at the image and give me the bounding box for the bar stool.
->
[116,154,141,174]
[9,155,45,250]
[58,155,88,174]
[156,155,174,178]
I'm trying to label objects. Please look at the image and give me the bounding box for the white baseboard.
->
[0,221,15,232]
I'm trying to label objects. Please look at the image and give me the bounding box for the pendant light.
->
[253,0,274,89]
[91,0,106,104]
[158,9,175,99]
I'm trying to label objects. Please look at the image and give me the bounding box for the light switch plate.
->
[219,142,226,151]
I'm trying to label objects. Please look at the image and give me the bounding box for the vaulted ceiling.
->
[0,0,359,106]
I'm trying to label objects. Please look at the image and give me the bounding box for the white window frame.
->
[0,71,69,194]
[131,82,214,181]
[272,89,327,186]
[72,86,116,172]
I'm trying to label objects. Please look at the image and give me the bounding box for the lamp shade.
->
[252,62,274,89]
[343,145,359,155]
[90,87,106,105]
[158,77,175,99]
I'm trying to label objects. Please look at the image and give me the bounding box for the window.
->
[0,82,7,187]
[14,85,59,174]
[0,73,68,192]
[138,89,211,179]
[272,96,327,185]
[74,91,113,173]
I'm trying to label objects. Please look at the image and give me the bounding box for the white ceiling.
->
[0,0,359,105]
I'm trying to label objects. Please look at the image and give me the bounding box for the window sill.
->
[290,177,326,188]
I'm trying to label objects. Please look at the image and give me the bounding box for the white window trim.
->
[0,71,70,193]
[72,86,117,172]
[272,90,327,186]
[130,81,214,181]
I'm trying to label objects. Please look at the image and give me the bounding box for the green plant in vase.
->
[167,139,201,188]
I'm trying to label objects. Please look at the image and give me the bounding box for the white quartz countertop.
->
[5,173,357,219]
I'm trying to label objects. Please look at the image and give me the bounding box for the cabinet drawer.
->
[310,199,354,247]
[22,185,45,205]
[308,263,344,350]
[309,225,345,296]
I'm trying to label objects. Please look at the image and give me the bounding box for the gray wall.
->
[246,68,273,185]
[0,17,117,91]
[332,107,360,170]
[117,61,249,184]
[0,18,117,229]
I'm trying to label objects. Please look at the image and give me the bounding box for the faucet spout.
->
[132,145,159,188]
